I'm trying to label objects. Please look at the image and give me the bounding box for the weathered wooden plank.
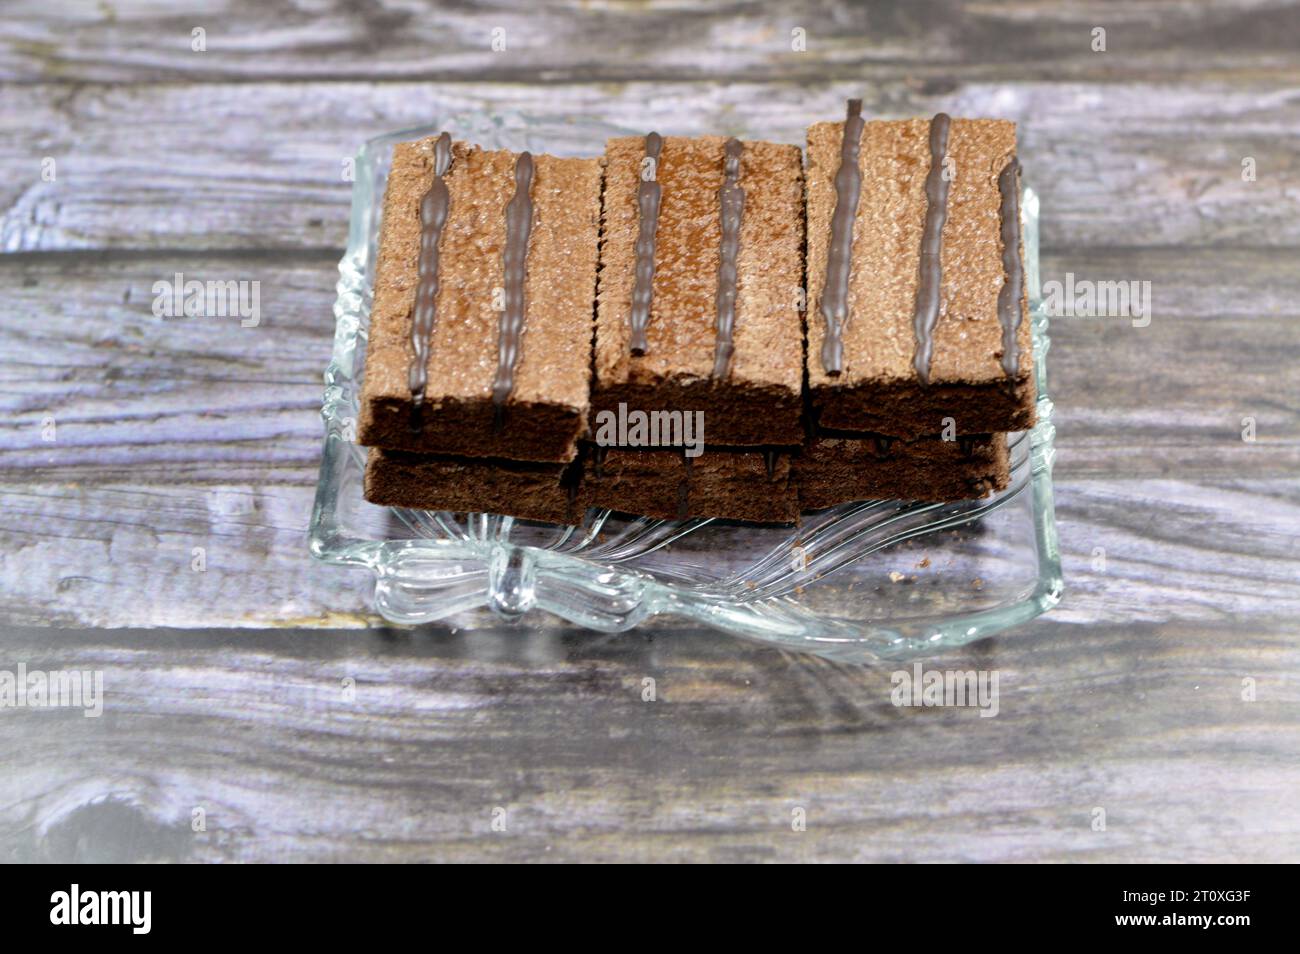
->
[1040,247,1300,476]
[1,472,1297,628]
[0,253,332,483]
[3,248,1295,479]
[3,246,1297,632]
[3,244,1294,633]
[3,0,1298,85]
[3,80,1298,252]
[1,620,1296,862]
[2,250,1289,629]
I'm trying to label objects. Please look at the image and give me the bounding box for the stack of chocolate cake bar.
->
[359,102,1035,525]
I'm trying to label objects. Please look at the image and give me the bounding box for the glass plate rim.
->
[308,119,1064,662]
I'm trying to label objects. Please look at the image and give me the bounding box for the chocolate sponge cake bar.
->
[795,432,1010,510]
[365,445,800,525]
[582,447,799,523]
[365,448,581,524]
[366,433,1001,524]
[806,104,1035,439]
[357,114,1032,527]
[594,135,806,447]
[359,135,602,462]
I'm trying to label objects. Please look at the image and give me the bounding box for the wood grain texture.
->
[3,0,1299,85]
[2,622,1297,862]
[4,80,1298,252]
[1,245,1297,629]
[3,472,1298,629]
[2,0,1299,863]
[2,249,1296,483]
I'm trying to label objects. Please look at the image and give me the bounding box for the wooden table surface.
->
[2,1,1298,863]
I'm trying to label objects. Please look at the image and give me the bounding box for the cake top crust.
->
[365,137,601,413]
[595,135,805,395]
[806,117,1031,390]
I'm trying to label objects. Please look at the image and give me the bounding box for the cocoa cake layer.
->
[795,432,1010,510]
[806,109,1036,438]
[364,448,581,524]
[594,135,806,447]
[365,445,799,524]
[365,434,1005,523]
[582,446,799,523]
[359,137,602,462]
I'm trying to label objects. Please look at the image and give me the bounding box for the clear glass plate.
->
[308,115,1063,662]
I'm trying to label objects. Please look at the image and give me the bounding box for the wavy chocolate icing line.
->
[408,132,454,418]
[912,112,952,386]
[491,151,535,417]
[629,132,664,356]
[712,137,745,380]
[997,156,1024,378]
[818,99,866,376]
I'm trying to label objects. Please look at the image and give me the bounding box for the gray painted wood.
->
[1,0,1298,863]
[3,622,1297,863]
[4,81,1298,252]
[4,0,1298,84]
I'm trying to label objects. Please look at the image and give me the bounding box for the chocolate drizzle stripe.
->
[912,112,952,386]
[818,99,866,376]
[492,151,534,416]
[408,132,453,419]
[629,132,663,356]
[712,137,745,380]
[996,156,1025,378]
